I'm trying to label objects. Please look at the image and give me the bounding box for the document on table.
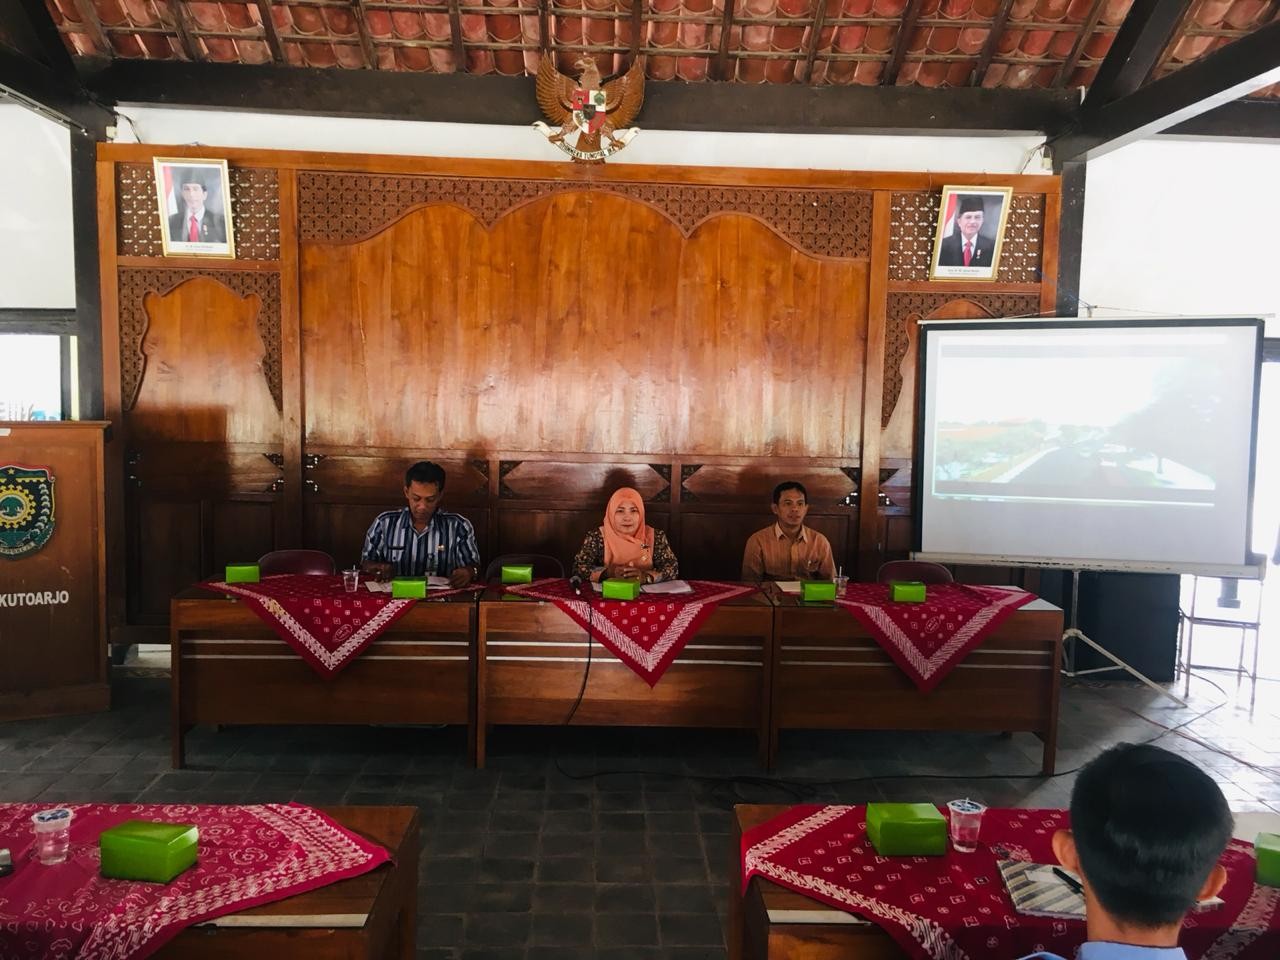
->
[364,575,451,594]
[589,579,694,594]
[775,581,803,594]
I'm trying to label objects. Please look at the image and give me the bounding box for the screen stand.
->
[1061,569,1188,708]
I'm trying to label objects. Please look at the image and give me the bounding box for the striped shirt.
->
[361,508,481,577]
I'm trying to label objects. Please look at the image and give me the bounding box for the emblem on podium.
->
[0,465,56,559]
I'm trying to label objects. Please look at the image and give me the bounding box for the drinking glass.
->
[31,808,73,865]
[946,798,986,853]
[342,568,360,593]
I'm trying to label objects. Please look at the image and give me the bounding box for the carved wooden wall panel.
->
[115,163,280,260]
[880,292,1042,456]
[680,464,856,505]
[127,275,282,444]
[299,172,873,258]
[117,269,283,414]
[889,191,1044,283]
[300,193,868,457]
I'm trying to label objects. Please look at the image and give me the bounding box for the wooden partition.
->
[97,148,1060,644]
[0,421,110,719]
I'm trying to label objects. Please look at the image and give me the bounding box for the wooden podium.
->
[0,421,110,720]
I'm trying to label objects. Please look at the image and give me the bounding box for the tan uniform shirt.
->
[741,523,835,581]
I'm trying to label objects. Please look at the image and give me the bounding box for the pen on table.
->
[1052,866,1083,895]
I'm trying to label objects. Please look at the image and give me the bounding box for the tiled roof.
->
[41,0,1280,96]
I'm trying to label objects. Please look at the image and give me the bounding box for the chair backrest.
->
[483,553,565,582]
[258,549,336,577]
[876,560,954,585]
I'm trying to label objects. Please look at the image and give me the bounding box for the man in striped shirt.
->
[361,461,481,587]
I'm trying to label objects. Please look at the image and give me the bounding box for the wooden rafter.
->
[536,0,548,53]
[629,0,643,71]
[254,0,285,63]
[1054,0,1105,87]
[1082,0,1191,109]
[970,0,1013,86]
[446,0,467,71]
[168,0,201,61]
[882,0,923,86]
[1146,2,1200,86]
[351,0,379,68]
[69,0,110,53]
[12,0,76,72]
[714,0,736,81]
[1054,17,1280,161]
[800,0,829,85]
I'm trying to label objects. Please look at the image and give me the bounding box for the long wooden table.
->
[770,593,1063,773]
[475,585,774,767]
[153,805,418,959]
[170,585,476,767]
[729,804,1279,960]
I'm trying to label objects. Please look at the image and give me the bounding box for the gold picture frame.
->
[928,185,1012,281]
[153,157,236,258]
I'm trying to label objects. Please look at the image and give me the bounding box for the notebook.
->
[998,860,1085,919]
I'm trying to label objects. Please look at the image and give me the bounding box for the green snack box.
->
[1257,832,1280,887]
[391,577,427,599]
[801,580,837,602]
[890,580,927,603]
[865,802,947,856]
[224,563,260,584]
[602,578,641,601]
[500,564,533,584]
[100,820,199,883]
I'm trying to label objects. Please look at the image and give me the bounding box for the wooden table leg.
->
[170,613,185,769]
[1040,731,1057,776]
[396,823,418,959]
[727,808,745,960]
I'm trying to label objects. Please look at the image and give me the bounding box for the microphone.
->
[569,574,584,596]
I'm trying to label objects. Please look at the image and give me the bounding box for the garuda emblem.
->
[0,464,56,560]
[533,54,645,163]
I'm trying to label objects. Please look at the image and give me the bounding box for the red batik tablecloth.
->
[204,573,480,678]
[502,578,756,686]
[0,801,389,960]
[834,583,1035,691]
[742,804,1280,960]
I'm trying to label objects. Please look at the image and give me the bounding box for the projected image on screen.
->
[916,321,1261,571]
[933,351,1224,505]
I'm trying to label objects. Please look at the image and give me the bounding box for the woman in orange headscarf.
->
[571,487,679,584]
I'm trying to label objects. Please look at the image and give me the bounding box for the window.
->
[0,334,64,420]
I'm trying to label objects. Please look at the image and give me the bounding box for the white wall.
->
[1081,139,1279,336]
[112,105,1049,173]
[0,105,74,308]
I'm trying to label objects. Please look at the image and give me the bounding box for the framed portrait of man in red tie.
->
[152,158,235,258]
[929,185,1012,281]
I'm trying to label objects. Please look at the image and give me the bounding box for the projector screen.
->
[914,319,1263,575]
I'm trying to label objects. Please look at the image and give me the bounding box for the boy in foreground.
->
[1022,742,1233,960]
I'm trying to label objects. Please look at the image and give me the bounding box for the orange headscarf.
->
[601,487,654,570]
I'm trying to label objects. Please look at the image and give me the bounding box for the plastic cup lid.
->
[32,808,72,824]
[947,799,985,813]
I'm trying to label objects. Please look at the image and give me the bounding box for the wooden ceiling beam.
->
[1160,97,1280,139]
[9,0,77,72]
[68,0,110,53]
[1053,0,1105,87]
[970,0,1013,86]
[83,58,1077,132]
[882,0,923,86]
[800,0,829,85]
[168,0,202,61]
[1081,0,1191,109]
[352,0,380,68]
[253,0,285,63]
[714,0,736,81]
[628,0,643,71]
[0,44,113,135]
[446,0,467,71]
[1052,17,1280,162]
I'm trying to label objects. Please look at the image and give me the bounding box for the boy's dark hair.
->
[772,481,808,504]
[404,461,447,490]
[1070,743,1232,927]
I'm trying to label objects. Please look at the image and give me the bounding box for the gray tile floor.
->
[3,666,1279,960]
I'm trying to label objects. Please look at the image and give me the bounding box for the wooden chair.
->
[258,549,336,576]
[875,559,953,584]
[483,553,565,582]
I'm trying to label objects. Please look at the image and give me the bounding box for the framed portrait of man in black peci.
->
[153,158,236,258]
[929,185,1011,281]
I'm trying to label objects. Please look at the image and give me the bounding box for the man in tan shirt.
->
[741,481,836,581]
